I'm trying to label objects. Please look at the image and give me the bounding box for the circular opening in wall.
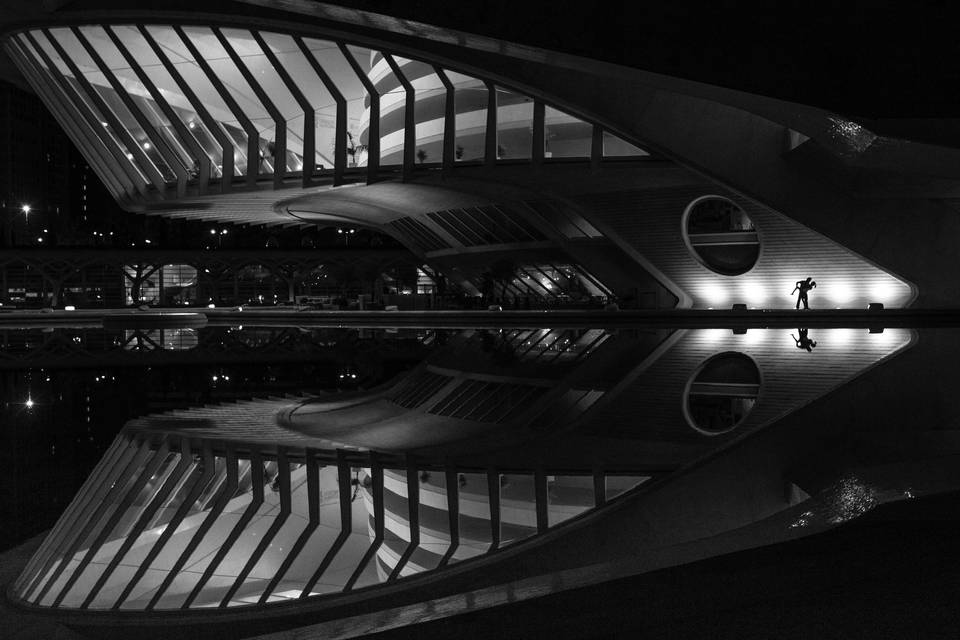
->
[683,197,760,275]
[685,352,760,435]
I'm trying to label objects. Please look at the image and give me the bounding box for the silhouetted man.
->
[791,328,817,352]
[792,277,817,309]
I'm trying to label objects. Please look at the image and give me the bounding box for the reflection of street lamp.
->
[209,227,229,248]
[21,204,31,216]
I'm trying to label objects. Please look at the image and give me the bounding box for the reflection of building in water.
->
[0,326,431,370]
[368,469,646,580]
[11,326,915,623]
[685,352,760,435]
[123,328,199,351]
[12,399,648,609]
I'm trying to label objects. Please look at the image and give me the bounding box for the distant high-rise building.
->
[0,80,71,246]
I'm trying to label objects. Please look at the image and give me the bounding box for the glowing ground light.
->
[869,281,901,305]
[822,328,858,347]
[740,327,770,345]
[731,280,768,307]
[826,281,855,305]
[699,328,731,343]
[700,284,728,307]
[693,274,910,310]
[25,397,34,409]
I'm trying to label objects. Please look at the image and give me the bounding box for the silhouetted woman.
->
[792,277,817,309]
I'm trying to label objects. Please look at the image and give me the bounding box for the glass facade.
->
[462,261,611,304]
[684,196,760,276]
[0,250,410,309]
[7,23,651,205]
[12,430,647,610]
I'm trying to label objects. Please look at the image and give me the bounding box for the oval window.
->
[684,197,759,275]
[685,352,760,435]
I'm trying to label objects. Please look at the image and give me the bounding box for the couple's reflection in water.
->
[792,328,817,352]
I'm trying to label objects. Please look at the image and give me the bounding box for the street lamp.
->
[20,204,31,215]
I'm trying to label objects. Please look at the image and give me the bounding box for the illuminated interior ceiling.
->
[4,23,647,206]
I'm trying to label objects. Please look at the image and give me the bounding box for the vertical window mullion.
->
[104,26,210,194]
[35,436,145,605]
[298,450,352,598]
[252,30,314,188]
[146,445,238,609]
[343,455,384,590]
[484,81,497,166]
[339,43,379,184]
[486,469,500,551]
[181,451,264,608]
[438,467,459,567]
[71,27,185,193]
[532,99,545,164]
[434,66,455,171]
[27,31,149,198]
[18,435,129,600]
[112,439,217,609]
[220,449,293,607]
[383,53,415,180]
[259,450,321,602]
[138,25,234,190]
[81,439,196,609]
[173,25,259,186]
[591,124,603,168]
[11,35,131,201]
[212,28,286,188]
[57,440,171,608]
[43,28,165,192]
[387,459,421,580]
[295,36,347,186]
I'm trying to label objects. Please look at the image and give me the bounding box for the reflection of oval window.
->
[162,328,198,351]
[683,197,759,275]
[685,352,760,435]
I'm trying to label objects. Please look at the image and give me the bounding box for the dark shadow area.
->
[369,490,960,640]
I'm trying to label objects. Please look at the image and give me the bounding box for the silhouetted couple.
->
[792,328,817,352]
[792,277,817,309]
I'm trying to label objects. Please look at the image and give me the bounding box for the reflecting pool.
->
[6,322,959,633]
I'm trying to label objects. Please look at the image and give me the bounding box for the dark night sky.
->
[327,0,960,121]
[1,1,957,121]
